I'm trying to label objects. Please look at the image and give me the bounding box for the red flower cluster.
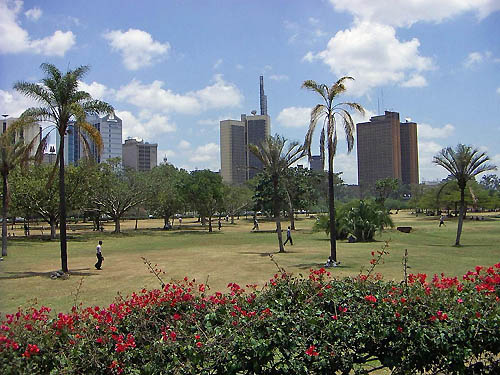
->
[364,295,377,303]
[22,344,39,358]
[305,345,319,356]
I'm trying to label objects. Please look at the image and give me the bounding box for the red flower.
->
[196,341,203,348]
[364,295,377,303]
[305,345,319,356]
[170,331,177,341]
[173,313,182,321]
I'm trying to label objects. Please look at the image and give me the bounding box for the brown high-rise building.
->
[356,111,418,193]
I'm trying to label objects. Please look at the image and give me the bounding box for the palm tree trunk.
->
[286,190,295,230]
[273,176,285,253]
[2,172,9,257]
[58,132,68,273]
[455,187,465,246]
[328,161,337,262]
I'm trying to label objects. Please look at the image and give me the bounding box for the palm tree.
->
[249,134,304,253]
[302,77,364,265]
[14,63,113,272]
[0,117,40,256]
[433,144,496,246]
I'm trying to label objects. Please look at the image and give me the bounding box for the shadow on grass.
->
[0,268,94,280]
[292,262,354,270]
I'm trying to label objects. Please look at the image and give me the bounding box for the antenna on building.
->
[259,76,267,115]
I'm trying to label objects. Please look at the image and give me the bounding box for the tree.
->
[10,163,94,239]
[249,134,304,253]
[302,77,365,264]
[181,170,224,232]
[375,177,399,207]
[14,63,113,272]
[283,167,321,229]
[91,161,146,233]
[433,144,497,246]
[221,184,253,224]
[480,174,500,192]
[0,117,38,256]
[146,164,185,229]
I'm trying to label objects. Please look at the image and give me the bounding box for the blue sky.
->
[1,0,499,184]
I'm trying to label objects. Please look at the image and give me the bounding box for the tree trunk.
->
[50,219,57,240]
[58,130,68,273]
[327,159,337,262]
[208,215,212,232]
[2,172,9,257]
[230,214,235,224]
[455,187,465,246]
[273,176,285,253]
[286,190,295,230]
[114,218,121,233]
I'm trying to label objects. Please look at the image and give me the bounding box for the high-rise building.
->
[220,118,247,185]
[260,75,267,116]
[400,120,419,185]
[122,138,158,171]
[246,113,271,180]
[220,113,270,184]
[356,111,419,193]
[309,155,323,172]
[1,116,41,156]
[220,77,271,184]
[57,113,122,165]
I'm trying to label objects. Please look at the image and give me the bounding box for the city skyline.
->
[1,0,499,183]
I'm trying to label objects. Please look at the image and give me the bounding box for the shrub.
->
[1,263,499,374]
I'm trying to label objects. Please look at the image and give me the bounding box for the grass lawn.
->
[1,211,499,315]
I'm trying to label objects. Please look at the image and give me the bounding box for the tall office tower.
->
[356,111,419,193]
[122,138,158,171]
[400,120,419,185]
[309,155,323,172]
[357,111,402,193]
[57,113,122,165]
[246,113,271,180]
[259,75,267,116]
[220,113,270,184]
[220,119,247,184]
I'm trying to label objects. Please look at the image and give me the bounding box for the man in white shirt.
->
[95,240,104,270]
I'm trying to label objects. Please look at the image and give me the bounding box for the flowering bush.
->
[1,263,499,374]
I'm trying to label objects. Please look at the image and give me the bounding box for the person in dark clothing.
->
[95,240,104,270]
[252,218,259,231]
[218,217,222,230]
[284,226,293,246]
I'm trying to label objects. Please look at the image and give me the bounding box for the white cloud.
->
[418,140,449,182]
[329,0,500,27]
[213,58,223,69]
[116,75,242,114]
[269,74,289,81]
[332,152,358,184]
[0,1,75,56]
[189,143,220,164]
[195,74,243,109]
[401,74,427,88]
[0,89,39,117]
[115,110,176,140]
[236,64,244,70]
[496,87,500,95]
[307,21,433,95]
[103,28,170,70]
[464,52,484,68]
[78,81,113,100]
[178,140,191,150]
[24,7,42,21]
[277,106,311,128]
[418,123,455,139]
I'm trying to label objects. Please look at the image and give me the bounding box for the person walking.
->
[284,226,293,246]
[252,218,259,231]
[95,240,104,270]
[439,215,445,227]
